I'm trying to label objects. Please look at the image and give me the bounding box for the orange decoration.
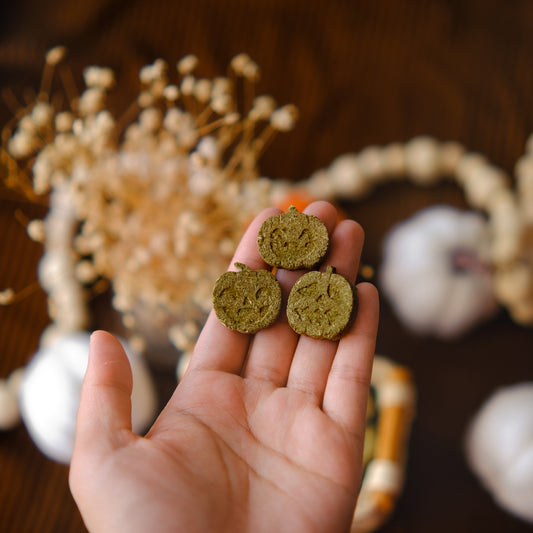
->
[276,190,347,223]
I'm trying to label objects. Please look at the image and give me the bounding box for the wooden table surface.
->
[1,1,533,531]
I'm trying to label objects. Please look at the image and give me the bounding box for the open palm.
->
[69,201,379,533]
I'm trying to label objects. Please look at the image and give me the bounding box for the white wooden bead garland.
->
[299,135,533,327]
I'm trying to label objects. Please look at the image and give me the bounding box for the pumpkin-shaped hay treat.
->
[287,266,358,340]
[257,205,329,270]
[212,263,282,334]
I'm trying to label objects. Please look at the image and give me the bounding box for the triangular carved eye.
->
[212,263,281,334]
[257,205,329,270]
[287,266,358,340]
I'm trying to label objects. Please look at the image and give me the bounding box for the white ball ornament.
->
[19,332,158,463]
[380,206,499,338]
[465,383,533,523]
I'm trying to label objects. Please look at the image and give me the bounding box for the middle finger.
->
[242,201,339,386]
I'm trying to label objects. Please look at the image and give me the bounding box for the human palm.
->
[70,202,379,533]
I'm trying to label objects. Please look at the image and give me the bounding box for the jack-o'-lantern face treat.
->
[287,266,358,340]
[212,263,282,333]
[257,205,329,270]
[214,207,358,339]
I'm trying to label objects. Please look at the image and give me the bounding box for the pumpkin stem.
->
[325,265,336,277]
[321,265,336,291]
[234,262,250,272]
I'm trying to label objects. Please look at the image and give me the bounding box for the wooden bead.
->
[526,133,533,154]
[486,190,523,264]
[510,300,533,324]
[515,156,533,223]
[404,136,441,185]
[515,154,533,179]
[7,368,25,396]
[381,143,407,178]
[306,169,336,200]
[269,180,294,205]
[455,153,489,186]
[494,263,532,305]
[439,141,466,176]
[0,380,20,430]
[27,220,45,242]
[463,165,507,210]
[329,153,371,198]
[358,146,385,181]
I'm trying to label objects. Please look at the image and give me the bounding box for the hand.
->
[69,201,379,533]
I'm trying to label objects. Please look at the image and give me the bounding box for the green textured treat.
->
[287,266,358,340]
[257,205,329,270]
[213,263,282,333]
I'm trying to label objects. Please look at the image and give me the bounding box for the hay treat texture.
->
[257,205,329,270]
[287,266,358,340]
[212,263,281,333]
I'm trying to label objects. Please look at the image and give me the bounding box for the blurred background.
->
[1,0,533,531]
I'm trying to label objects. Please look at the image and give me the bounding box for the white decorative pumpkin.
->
[379,205,499,338]
[465,382,533,523]
[19,332,158,463]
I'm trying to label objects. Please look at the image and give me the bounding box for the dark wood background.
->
[1,1,533,531]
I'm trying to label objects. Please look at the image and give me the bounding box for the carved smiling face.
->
[287,266,358,340]
[212,263,281,333]
[257,206,329,270]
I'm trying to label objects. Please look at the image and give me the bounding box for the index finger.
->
[187,206,282,374]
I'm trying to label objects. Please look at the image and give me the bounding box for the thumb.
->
[73,330,135,461]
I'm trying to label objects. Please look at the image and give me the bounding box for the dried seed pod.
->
[287,266,358,340]
[212,263,281,333]
[257,205,329,270]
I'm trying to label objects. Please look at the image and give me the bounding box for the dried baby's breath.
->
[0,49,298,348]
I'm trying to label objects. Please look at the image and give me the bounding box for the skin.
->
[69,201,379,533]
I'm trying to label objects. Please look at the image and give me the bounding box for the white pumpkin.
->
[465,383,533,523]
[379,205,499,338]
[19,332,158,463]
